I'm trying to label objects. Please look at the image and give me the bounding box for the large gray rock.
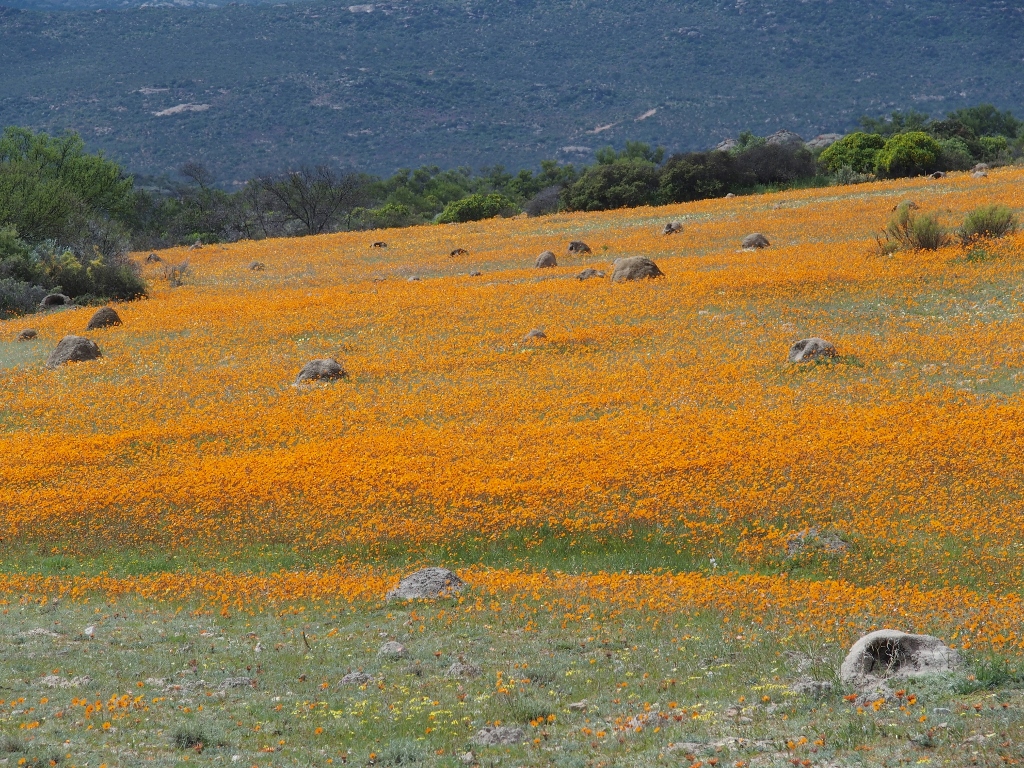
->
[788,338,837,364]
[742,233,770,249]
[535,251,557,268]
[611,256,664,283]
[766,129,805,146]
[39,293,71,309]
[567,240,592,255]
[386,567,465,601]
[840,630,961,687]
[295,358,347,384]
[662,222,684,235]
[16,329,37,341]
[805,133,843,151]
[86,307,122,330]
[472,726,526,746]
[45,335,101,369]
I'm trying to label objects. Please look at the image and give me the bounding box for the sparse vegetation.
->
[880,202,947,252]
[958,204,1018,245]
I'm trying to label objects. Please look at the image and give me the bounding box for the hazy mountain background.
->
[2,0,1022,183]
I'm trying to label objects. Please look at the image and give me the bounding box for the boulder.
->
[805,133,843,151]
[45,335,101,369]
[39,293,71,309]
[930,171,946,179]
[472,726,526,746]
[535,251,557,268]
[715,138,739,152]
[567,240,592,255]
[742,233,770,249]
[577,268,605,280]
[386,567,465,601]
[249,261,266,271]
[840,630,961,687]
[16,329,37,341]
[725,192,736,198]
[86,307,122,330]
[611,256,664,282]
[522,328,547,342]
[295,358,347,384]
[788,338,836,364]
[378,641,407,659]
[766,129,805,146]
[145,252,162,263]
[662,222,683,235]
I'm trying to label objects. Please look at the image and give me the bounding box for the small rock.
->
[725,192,737,198]
[469,271,483,276]
[535,250,557,268]
[386,567,465,601]
[790,678,834,697]
[371,241,388,248]
[219,677,255,690]
[611,256,664,282]
[972,171,988,178]
[788,337,837,364]
[446,662,481,679]
[16,329,37,341]
[567,240,592,255]
[840,630,962,687]
[930,171,946,179]
[472,725,526,746]
[86,307,122,330]
[145,252,162,263]
[742,233,770,249]
[460,752,475,765]
[46,336,101,369]
[662,222,683,235]
[576,268,605,280]
[450,248,468,257]
[568,700,588,712]
[522,328,546,342]
[295,358,347,384]
[249,261,266,271]
[83,625,96,638]
[189,240,204,250]
[378,641,407,659]
[339,671,374,686]
[408,275,421,282]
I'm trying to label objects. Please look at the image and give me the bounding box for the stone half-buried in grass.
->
[742,233,770,249]
[788,338,836,364]
[86,306,122,330]
[45,335,101,369]
[840,629,962,688]
[386,566,465,601]
[295,358,347,384]
[535,250,557,268]
[611,256,664,282]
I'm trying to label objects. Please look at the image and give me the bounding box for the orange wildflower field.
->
[2,168,1024,650]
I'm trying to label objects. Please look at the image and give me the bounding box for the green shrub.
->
[873,132,942,178]
[818,132,886,174]
[562,161,660,212]
[658,151,752,203]
[0,277,48,318]
[829,166,872,186]
[937,137,974,171]
[978,135,1010,162]
[957,204,1018,244]
[436,193,519,223]
[881,203,947,251]
[735,143,816,185]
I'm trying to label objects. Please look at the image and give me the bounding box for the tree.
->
[873,132,942,178]
[659,151,751,203]
[947,104,1021,139]
[858,109,931,137]
[258,166,369,236]
[436,193,519,224]
[562,161,661,212]
[735,143,816,185]
[818,132,887,174]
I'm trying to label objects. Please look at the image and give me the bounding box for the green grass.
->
[2,595,1023,766]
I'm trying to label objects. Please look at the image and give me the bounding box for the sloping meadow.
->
[2,169,1024,621]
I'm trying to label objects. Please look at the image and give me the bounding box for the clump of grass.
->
[957,204,1017,245]
[380,739,427,766]
[879,203,947,252]
[162,259,193,287]
[954,656,1024,694]
[496,689,556,724]
[173,726,212,751]
[1,735,26,753]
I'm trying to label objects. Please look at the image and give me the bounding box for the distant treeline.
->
[1,104,1022,316]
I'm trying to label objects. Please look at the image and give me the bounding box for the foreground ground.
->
[2,168,1024,763]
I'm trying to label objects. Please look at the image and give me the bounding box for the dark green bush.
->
[818,132,886,174]
[436,192,519,223]
[881,203,947,251]
[562,161,660,212]
[659,151,752,202]
[873,132,942,178]
[957,205,1018,244]
[936,137,974,171]
[735,143,816,185]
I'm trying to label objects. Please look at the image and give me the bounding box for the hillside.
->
[1,0,1022,181]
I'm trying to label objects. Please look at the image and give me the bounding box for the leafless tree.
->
[257,166,368,236]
